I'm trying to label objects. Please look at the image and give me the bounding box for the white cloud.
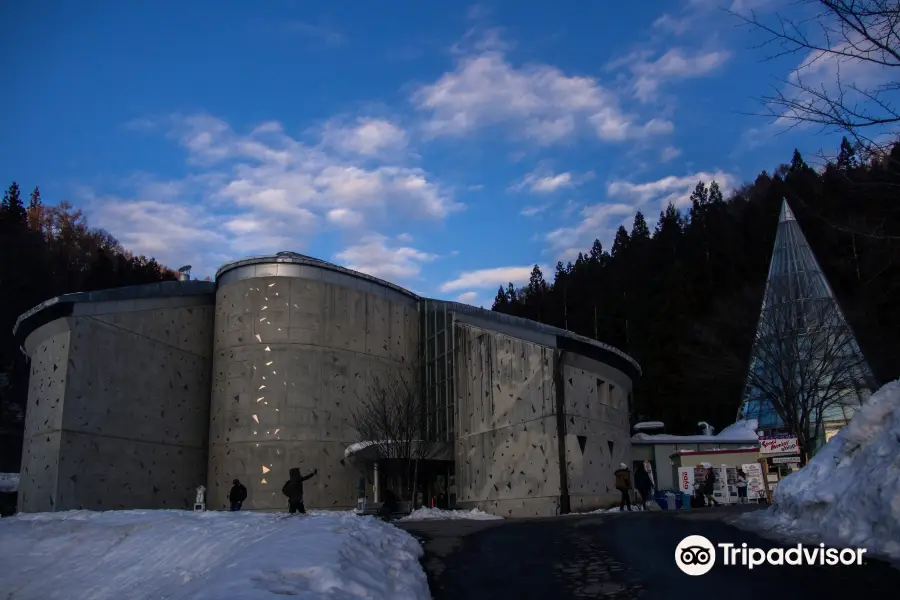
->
[653,14,693,35]
[396,232,414,243]
[545,202,637,258]
[661,146,682,162]
[440,265,538,292]
[511,167,595,194]
[412,39,673,144]
[611,48,730,102]
[334,235,437,281]
[326,208,365,228]
[456,291,479,304]
[87,113,461,277]
[320,117,408,157]
[544,170,738,259]
[521,204,550,217]
[607,170,737,209]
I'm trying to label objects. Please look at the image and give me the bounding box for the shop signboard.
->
[677,467,694,495]
[759,435,799,455]
[772,455,801,464]
[740,463,766,499]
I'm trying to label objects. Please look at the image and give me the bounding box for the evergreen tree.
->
[631,211,651,240]
[836,137,859,171]
[492,137,900,435]
[0,182,27,228]
[708,181,724,205]
[611,226,629,257]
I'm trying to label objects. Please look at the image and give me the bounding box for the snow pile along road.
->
[400,507,503,521]
[739,380,900,562]
[0,510,430,600]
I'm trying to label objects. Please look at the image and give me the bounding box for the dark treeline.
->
[492,139,900,434]
[0,183,176,470]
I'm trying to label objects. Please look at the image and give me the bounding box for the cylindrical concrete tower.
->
[208,254,420,510]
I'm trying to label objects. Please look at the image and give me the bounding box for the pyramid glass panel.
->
[738,200,876,449]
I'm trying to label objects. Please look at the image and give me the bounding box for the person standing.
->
[282,467,318,514]
[614,462,632,512]
[634,464,653,510]
[228,479,247,511]
[703,466,720,507]
[735,469,748,504]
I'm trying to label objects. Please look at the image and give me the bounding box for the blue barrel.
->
[654,491,669,510]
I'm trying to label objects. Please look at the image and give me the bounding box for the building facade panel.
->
[16,286,215,512]
[207,265,419,511]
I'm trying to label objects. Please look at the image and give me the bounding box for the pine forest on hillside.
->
[0,184,176,471]
[491,141,900,434]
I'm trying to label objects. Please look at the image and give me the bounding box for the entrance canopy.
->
[344,440,453,467]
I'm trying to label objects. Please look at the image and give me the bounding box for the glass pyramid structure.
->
[738,199,877,450]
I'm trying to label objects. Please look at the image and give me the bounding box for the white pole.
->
[373,462,380,504]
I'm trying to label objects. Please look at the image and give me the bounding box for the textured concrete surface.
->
[18,298,214,512]
[208,274,419,511]
[562,355,633,512]
[399,506,900,600]
[454,324,562,517]
[453,323,633,517]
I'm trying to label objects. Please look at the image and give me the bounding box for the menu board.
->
[741,463,766,499]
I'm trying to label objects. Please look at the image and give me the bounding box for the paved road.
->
[397,506,900,600]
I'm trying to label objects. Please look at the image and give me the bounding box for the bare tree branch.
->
[688,280,874,459]
[732,0,900,156]
[349,358,442,502]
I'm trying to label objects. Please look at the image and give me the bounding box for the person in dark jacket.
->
[614,462,632,512]
[379,488,400,519]
[229,479,248,511]
[634,465,653,510]
[282,467,317,514]
[703,466,719,506]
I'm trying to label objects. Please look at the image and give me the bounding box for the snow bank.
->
[0,510,429,600]
[0,473,18,493]
[399,507,503,521]
[739,380,900,562]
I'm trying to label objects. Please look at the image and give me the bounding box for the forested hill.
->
[0,183,177,471]
[491,140,900,434]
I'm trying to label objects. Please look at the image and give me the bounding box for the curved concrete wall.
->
[208,260,419,511]
[16,282,216,512]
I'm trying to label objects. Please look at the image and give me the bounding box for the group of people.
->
[613,462,751,511]
[227,468,318,513]
[613,462,655,511]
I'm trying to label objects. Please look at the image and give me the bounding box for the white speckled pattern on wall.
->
[208,275,419,511]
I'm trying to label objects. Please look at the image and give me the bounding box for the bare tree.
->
[689,281,875,461]
[733,0,900,158]
[349,361,443,504]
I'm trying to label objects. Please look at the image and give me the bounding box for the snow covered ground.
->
[0,509,430,600]
[737,380,900,564]
[399,507,503,521]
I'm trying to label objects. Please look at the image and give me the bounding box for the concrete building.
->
[13,253,640,517]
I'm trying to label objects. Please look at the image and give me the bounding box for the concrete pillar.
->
[373,462,380,503]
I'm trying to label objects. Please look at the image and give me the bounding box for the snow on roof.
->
[633,421,665,431]
[0,473,18,493]
[632,419,760,443]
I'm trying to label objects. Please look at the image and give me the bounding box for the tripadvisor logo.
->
[675,535,867,576]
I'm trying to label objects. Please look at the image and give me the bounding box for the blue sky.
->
[0,0,869,307]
